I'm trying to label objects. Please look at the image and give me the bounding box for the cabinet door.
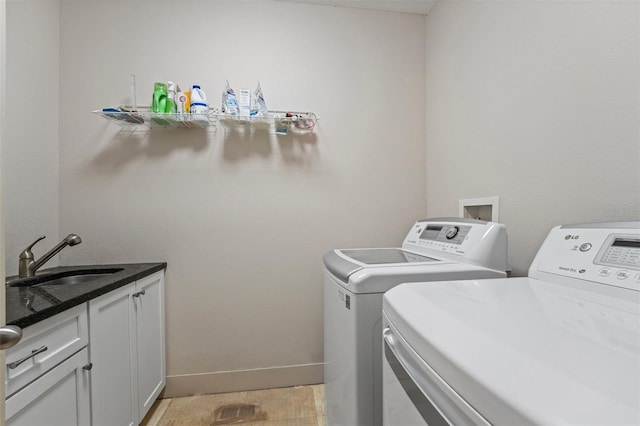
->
[134,271,166,423]
[89,283,137,426]
[6,348,90,426]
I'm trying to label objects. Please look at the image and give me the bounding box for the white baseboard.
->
[162,362,324,398]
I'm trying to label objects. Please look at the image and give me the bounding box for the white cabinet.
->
[89,271,165,426]
[6,349,90,426]
[88,283,136,426]
[134,271,166,420]
[3,269,165,425]
[5,305,90,426]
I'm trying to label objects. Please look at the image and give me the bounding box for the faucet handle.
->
[19,236,46,260]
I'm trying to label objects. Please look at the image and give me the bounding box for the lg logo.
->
[565,235,579,240]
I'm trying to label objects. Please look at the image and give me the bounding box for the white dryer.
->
[382,221,640,426]
[323,218,508,426]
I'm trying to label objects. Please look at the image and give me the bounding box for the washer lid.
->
[323,248,440,284]
[323,250,363,282]
[340,248,439,265]
[383,277,640,426]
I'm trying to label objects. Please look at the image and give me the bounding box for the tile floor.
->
[141,385,326,426]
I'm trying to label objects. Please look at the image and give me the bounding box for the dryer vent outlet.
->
[459,196,500,222]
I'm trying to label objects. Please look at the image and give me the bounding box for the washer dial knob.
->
[445,226,459,240]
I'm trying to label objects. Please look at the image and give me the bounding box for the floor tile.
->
[141,398,171,426]
[149,385,324,425]
[311,384,325,417]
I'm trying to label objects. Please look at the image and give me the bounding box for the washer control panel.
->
[402,218,506,260]
[533,224,640,291]
[403,222,472,255]
[419,224,469,245]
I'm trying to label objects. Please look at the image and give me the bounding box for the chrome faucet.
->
[18,234,82,278]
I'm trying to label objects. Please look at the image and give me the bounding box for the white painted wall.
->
[425,0,640,275]
[56,1,427,394]
[3,0,60,277]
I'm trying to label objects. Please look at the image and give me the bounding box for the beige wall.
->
[425,0,640,276]
[3,0,60,277]
[56,1,427,394]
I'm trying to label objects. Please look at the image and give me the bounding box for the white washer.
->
[382,221,640,426]
[323,218,508,426]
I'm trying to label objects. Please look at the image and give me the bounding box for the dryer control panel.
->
[531,223,640,291]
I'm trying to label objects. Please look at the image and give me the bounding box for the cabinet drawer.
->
[5,304,88,397]
[5,348,90,425]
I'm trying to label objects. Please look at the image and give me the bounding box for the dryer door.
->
[382,318,489,426]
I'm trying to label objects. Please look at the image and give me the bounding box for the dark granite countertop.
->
[6,263,167,329]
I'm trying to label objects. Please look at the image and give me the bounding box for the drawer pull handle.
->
[83,363,93,371]
[133,289,146,298]
[8,345,48,369]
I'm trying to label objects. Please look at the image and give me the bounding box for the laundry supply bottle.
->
[175,85,187,121]
[151,82,168,113]
[165,81,177,113]
[190,85,208,122]
[183,90,191,116]
[184,90,191,113]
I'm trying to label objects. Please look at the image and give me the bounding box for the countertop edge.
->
[7,262,167,329]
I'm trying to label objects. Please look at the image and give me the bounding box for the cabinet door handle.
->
[133,289,146,298]
[8,345,48,369]
[83,363,93,371]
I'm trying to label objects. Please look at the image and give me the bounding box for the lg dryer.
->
[323,218,508,426]
[383,221,640,426]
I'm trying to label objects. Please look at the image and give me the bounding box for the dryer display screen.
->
[612,238,640,248]
[598,237,640,269]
